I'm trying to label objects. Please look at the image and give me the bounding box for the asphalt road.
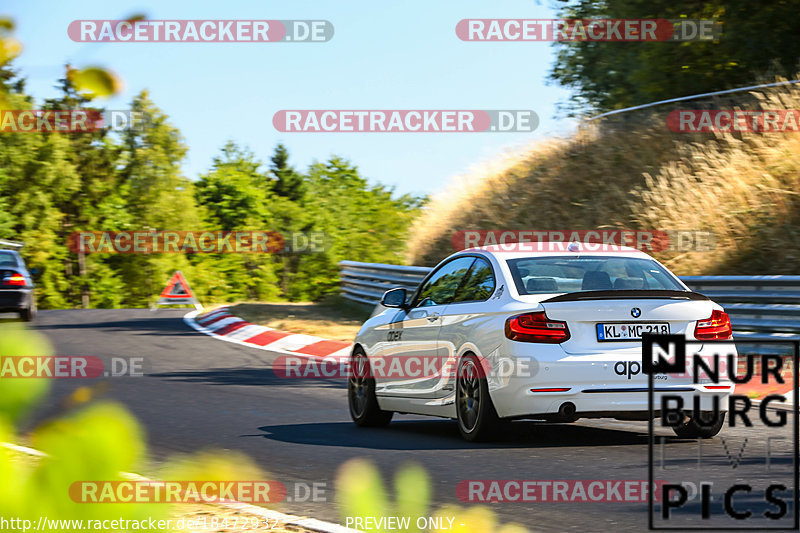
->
[23,309,799,532]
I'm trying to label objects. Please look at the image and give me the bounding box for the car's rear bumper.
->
[0,288,33,310]
[489,342,737,419]
[497,388,732,420]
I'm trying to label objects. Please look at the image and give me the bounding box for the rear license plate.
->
[596,322,670,341]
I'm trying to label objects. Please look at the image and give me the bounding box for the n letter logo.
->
[642,334,686,374]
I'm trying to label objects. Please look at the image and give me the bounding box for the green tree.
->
[266,144,311,297]
[0,83,80,308]
[115,91,201,306]
[43,76,129,308]
[193,141,280,301]
[299,156,423,299]
[269,143,304,203]
[0,47,423,308]
[550,0,800,113]
[195,142,267,229]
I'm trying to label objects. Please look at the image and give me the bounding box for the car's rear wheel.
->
[672,411,726,439]
[348,349,393,427]
[456,354,502,441]
[20,301,35,322]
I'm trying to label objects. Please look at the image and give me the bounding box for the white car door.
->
[374,256,476,398]
[435,256,501,399]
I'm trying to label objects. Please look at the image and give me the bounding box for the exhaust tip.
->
[558,402,577,420]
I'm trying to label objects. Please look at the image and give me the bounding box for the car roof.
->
[462,241,653,260]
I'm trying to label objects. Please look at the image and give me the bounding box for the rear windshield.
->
[507,256,686,295]
[0,252,19,269]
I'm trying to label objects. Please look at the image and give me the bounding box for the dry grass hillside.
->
[406,81,800,275]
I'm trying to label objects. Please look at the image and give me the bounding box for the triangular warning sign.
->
[155,271,202,310]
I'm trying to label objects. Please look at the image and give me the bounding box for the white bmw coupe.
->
[348,243,736,441]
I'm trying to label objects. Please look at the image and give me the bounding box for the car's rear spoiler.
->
[0,239,24,249]
[542,290,709,303]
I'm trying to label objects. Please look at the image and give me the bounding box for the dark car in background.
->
[0,246,36,321]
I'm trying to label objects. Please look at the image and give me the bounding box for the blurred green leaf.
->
[336,458,389,529]
[337,460,528,533]
[0,36,22,63]
[0,402,169,529]
[32,402,144,477]
[433,504,496,533]
[160,449,264,482]
[0,324,52,425]
[497,523,529,533]
[123,13,148,23]
[0,419,26,513]
[67,66,122,98]
[395,462,430,532]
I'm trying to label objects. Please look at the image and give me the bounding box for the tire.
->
[20,303,35,322]
[672,411,726,439]
[456,354,502,442]
[348,349,393,427]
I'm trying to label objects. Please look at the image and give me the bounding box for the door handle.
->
[427,312,440,322]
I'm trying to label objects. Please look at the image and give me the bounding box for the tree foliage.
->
[0,70,423,308]
[550,0,800,113]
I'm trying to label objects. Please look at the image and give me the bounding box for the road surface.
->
[25,309,797,532]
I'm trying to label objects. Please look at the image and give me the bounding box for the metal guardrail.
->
[587,79,800,121]
[680,276,800,342]
[339,261,800,342]
[0,239,24,249]
[339,261,431,306]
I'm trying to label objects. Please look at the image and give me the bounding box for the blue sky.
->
[7,0,576,197]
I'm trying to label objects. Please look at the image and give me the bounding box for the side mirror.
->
[381,288,407,308]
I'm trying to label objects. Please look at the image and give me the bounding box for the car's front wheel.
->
[672,411,726,439]
[456,354,502,441]
[348,349,393,427]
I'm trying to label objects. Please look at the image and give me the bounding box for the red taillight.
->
[694,310,733,340]
[2,273,25,286]
[505,312,570,343]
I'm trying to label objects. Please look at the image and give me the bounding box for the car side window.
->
[414,257,476,307]
[453,258,495,302]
